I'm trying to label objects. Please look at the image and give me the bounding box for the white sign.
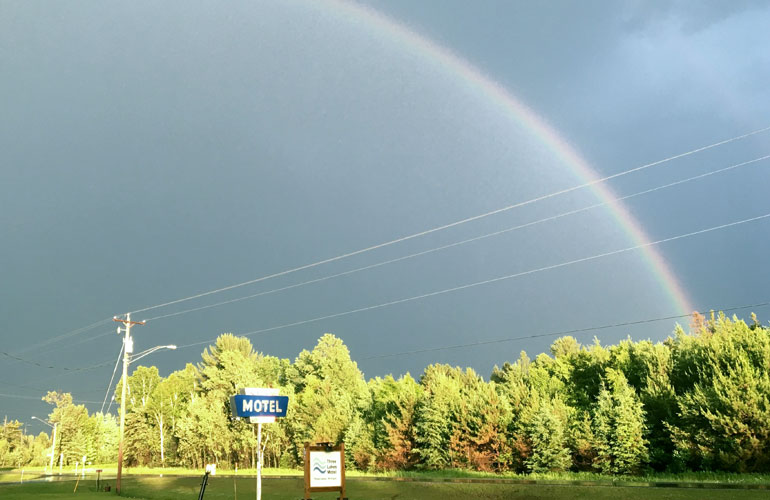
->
[309,451,342,488]
[244,387,280,423]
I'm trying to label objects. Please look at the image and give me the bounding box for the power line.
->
[21,355,118,390]
[7,340,122,396]
[100,343,124,414]
[363,301,770,360]
[34,329,115,356]
[0,351,114,373]
[7,305,768,412]
[145,154,769,323]
[129,126,770,316]
[176,210,770,350]
[3,381,53,393]
[0,393,103,405]
[11,318,112,355]
[105,395,117,416]
[16,132,764,355]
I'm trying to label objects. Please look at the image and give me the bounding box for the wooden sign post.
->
[303,442,347,500]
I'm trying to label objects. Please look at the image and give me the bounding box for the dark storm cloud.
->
[3,0,769,431]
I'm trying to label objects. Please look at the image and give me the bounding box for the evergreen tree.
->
[448,369,511,471]
[525,395,571,473]
[414,364,460,469]
[491,352,535,472]
[284,334,368,466]
[566,409,596,471]
[593,369,648,474]
[369,374,422,470]
[92,412,119,463]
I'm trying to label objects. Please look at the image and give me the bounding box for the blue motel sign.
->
[230,394,289,418]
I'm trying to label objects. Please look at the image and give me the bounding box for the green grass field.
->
[4,465,770,484]
[1,475,769,500]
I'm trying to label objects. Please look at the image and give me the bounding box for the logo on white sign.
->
[308,451,341,488]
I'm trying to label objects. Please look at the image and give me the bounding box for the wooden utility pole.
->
[113,313,144,495]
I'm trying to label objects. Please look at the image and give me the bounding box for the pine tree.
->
[284,334,369,465]
[593,369,648,474]
[414,364,460,469]
[370,374,422,470]
[526,396,571,473]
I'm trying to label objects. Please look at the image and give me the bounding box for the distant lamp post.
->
[113,313,175,495]
[31,416,56,474]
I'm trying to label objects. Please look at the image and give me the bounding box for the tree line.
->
[2,311,768,474]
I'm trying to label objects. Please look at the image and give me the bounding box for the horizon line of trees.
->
[2,311,768,475]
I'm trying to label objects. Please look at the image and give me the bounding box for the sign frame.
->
[303,442,347,500]
[230,388,288,423]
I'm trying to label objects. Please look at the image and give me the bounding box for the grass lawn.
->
[5,466,770,484]
[1,476,770,500]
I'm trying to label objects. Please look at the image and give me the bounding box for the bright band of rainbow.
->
[321,0,694,315]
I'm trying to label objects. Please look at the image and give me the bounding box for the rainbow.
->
[318,0,694,315]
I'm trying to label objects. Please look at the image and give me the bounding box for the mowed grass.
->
[2,476,770,500]
[5,466,770,484]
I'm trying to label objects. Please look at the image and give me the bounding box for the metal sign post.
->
[257,422,262,500]
[230,388,289,500]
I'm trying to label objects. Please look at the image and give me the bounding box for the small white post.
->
[75,461,79,477]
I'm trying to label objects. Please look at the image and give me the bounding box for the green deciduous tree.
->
[43,391,90,465]
[669,315,770,471]
[0,418,25,467]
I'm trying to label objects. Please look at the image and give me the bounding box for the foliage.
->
[9,312,770,476]
[369,374,422,470]
[526,395,571,473]
[593,369,648,474]
[284,334,368,465]
[668,315,770,472]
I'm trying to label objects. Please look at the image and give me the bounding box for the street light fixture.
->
[131,345,177,364]
[31,416,56,474]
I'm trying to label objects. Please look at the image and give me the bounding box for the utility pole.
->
[113,313,144,495]
[49,423,57,473]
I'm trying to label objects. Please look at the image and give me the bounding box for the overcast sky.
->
[2,0,769,433]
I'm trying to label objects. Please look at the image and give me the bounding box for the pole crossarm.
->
[113,316,146,326]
